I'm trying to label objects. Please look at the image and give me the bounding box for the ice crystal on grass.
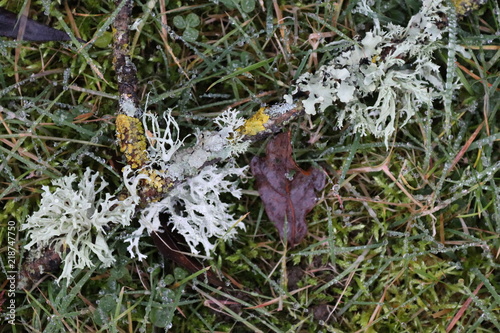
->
[124,109,249,259]
[22,168,136,285]
[288,0,463,146]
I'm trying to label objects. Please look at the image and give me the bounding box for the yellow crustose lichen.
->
[138,169,173,202]
[116,114,149,169]
[238,107,270,136]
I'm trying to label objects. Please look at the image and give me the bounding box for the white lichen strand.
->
[290,0,453,146]
[22,167,136,285]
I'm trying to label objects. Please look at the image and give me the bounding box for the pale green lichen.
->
[126,164,247,258]
[164,109,249,180]
[22,168,137,285]
[286,0,467,147]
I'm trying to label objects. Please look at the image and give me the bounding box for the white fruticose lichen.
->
[286,0,466,146]
[137,109,248,180]
[127,164,247,258]
[143,110,185,168]
[167,109,249,179]
[124,109,249,259]
[22,168,136,285]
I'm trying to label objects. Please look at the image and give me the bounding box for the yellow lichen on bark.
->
[116,114,149,169]
[238,107,270,136]
[138,169,173,202]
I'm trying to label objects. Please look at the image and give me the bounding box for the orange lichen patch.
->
[238,107,270,136]
[138,169,173,202]
[116,114,149,169]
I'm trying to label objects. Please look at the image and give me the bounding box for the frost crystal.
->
[124,109,249,259]
[291,0,457,146]
[22,168,136,285]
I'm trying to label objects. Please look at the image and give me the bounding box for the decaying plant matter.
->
[250,132,326,247]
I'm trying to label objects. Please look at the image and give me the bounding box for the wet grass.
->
[1,0,499,332]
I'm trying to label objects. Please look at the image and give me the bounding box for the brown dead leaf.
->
[250,131,326,247]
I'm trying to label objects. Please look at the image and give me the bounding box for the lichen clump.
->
[452,0,487,16]
[22,168,136,285]
[137,169,173,203]
[124,109,249,259]
[287,0,464,146]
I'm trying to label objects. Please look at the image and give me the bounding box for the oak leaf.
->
[250,132,326,246]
